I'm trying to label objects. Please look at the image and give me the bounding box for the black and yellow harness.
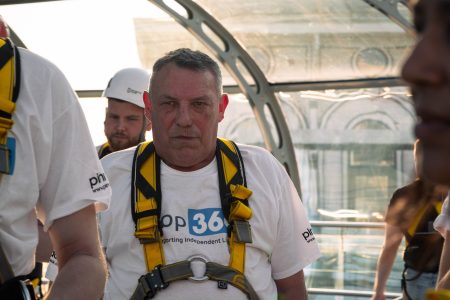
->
[0,37,20,175]
[129,138,260,300]
[97,142,112,159]
[402,199,444,299]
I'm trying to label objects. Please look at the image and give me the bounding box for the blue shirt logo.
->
[188,208,227,236]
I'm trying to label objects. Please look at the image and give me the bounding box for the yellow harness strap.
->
[97,142,112,159]
[218,138,253,273]
[406,200,442,245]
[130,138,257,299]
[0,38,19,175]
[427,289,450,300]
[132,142,165,270]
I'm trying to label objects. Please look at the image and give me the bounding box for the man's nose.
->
[176,104,193,127]
[116,118,126,131]
[402,34,445,87]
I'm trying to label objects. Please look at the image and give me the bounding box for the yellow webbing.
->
[427,289,450,300]
[0,38,15,145]
[134,142,165,270]
[407,200,442,245]
[217,138,253,274]
[97,142,110,159]
[218,138,238,183]
[228,185,252,272]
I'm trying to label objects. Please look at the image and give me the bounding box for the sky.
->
[2,0,167,144]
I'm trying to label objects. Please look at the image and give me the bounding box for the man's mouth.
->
[112,134,128,139]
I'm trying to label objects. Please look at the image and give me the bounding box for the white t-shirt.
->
[99,143,320,300]
[0,48,111,276]
[434,192,450,236]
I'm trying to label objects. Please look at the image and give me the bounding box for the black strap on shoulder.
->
[12,42,20,104]
[216,139,247,221]
[0,38,20,104]
[0,39,13,70]
[131,142,162,225]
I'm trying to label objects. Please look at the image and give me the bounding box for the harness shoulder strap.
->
[0,38,20,175]
[131,141,165,270]
[406,200,442,243]
[98,142,115,159]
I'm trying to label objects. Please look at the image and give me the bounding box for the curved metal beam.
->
[148,0,302,195]
[362,0,414,36]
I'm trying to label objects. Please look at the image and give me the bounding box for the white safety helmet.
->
[103,68,151,108]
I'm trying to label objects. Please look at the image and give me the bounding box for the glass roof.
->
[193,0,414,82]
[1,0,415,91]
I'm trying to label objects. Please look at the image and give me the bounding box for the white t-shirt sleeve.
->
[434,193,450,237]
[36,65,111,230]
[269,158,321,280]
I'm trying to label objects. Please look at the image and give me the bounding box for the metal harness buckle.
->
[187,255,209,282]
[138,265,168,298]
[0,143,10,174]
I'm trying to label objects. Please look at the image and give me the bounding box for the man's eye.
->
[193,102,206,108]
[162,101,175,107]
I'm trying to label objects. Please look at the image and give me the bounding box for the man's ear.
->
[218,94,229,122]
[143,91,152,122]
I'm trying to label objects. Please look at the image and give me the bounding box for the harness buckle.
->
[0,143,10,174]
[136,265,168,299]
[187,255,209,282]
[231,220,253,243]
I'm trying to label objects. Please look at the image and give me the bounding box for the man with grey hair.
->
[98,48,320,300]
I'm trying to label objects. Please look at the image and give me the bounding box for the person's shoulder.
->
[101,146,137,171]
[18,47,62,74]
[236,143,273,158]
[391,179,421,202]
[234,142,286,174]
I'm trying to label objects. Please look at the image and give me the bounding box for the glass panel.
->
[217,87,415,294]
[279,87,414,294]
[194,0,415,82]
[218,94,264,146]
[307,227,405,294]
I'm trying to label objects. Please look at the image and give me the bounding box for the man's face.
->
[145,63,228,171]
[104,99,147,152]
[402,0,450,184]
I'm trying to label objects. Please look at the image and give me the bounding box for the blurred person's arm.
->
[275,270,307,300]
[437,231,450,289]
[44,204,106,300]
[372,224,403,300]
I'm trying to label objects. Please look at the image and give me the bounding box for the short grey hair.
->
[150,48,222,97]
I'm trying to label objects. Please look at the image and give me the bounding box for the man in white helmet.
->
[97,68,152,158]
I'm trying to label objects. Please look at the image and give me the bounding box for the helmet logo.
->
[127,88,142,95]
